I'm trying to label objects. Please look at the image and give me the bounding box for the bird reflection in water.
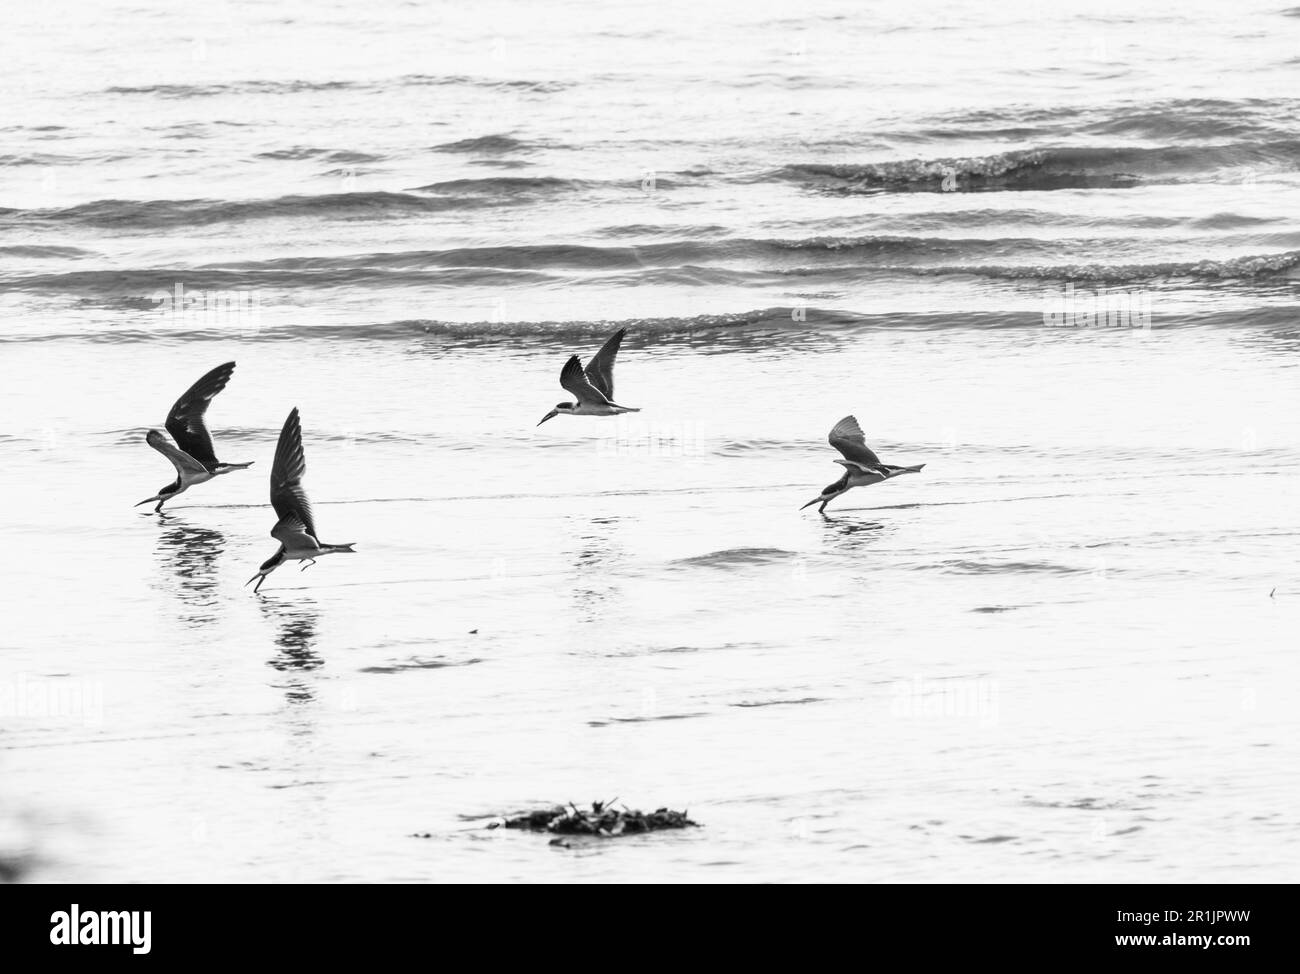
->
[153,520,226,627]
[821,516,890,552]
[258,596,323,704]
[568,515,627,624]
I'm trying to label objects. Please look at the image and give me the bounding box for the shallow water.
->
[2,0,1299,882]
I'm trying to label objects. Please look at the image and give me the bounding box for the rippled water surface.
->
[1,0,1298,882]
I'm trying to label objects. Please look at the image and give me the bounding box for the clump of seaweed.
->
[490,800,698,842]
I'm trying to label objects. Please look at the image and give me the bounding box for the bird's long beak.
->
[799,496,824,511]
[244,572,267,594]
[537,409,559,426]
[134,497,158,508]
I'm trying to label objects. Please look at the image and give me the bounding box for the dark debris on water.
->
[490,801,699,843]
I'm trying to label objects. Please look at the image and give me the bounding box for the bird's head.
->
[537,403,574,426]
[244,551,285,594]
[800,476,846,511]
[134,483,178,508]
[243,561,277,596]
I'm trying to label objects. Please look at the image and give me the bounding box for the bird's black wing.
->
[165,361,236,470]
[269,407,318,540]
[145,428,208,478]
[584,327,626,401]
[828,415,883,469]
[559,355,611,406]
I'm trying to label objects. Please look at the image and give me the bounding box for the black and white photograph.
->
[0,0,1296,919]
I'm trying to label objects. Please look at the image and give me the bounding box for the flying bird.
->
[800,415,925,515]
[537,327,640,425]
[246,408,356,595]
[136,361,253,514]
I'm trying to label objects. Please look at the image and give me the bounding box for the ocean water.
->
[1,0,1299,883]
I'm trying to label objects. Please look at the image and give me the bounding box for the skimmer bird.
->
[537,327,640,425]
[136,361,253,514]
[800,415,925,515]
[245,407,356,595]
